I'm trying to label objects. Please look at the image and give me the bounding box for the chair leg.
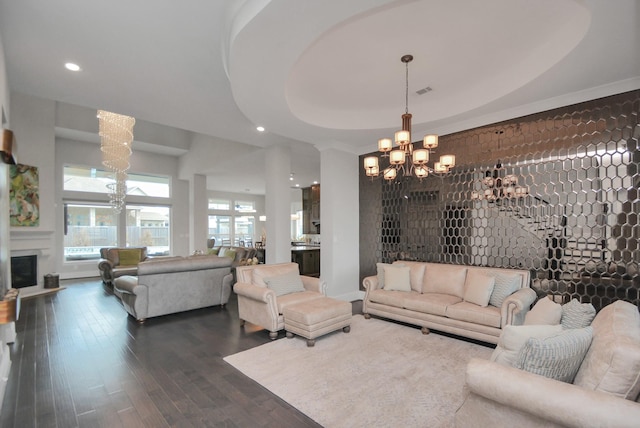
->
[421,327,430,335]
[306,339,316,347]
[364,313,371,319]
[269,331,278,340]
[343,326,351,333]
[286,331,294,339]
[137,318,146,324]
[239,319,245,326]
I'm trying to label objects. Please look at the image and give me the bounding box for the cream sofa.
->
[455,300,640,427]
[363,261,536,344]
[114,255,233,322]
[234,262,327,339]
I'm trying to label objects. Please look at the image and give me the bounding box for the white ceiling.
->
[0,0,639,194]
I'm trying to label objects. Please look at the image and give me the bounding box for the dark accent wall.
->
[360,90,640,311]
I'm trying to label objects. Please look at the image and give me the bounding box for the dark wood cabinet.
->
[291,248,320,277]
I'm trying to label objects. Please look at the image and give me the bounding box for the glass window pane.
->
[234,216,255,246]
[64,165,170,197]
[209,215,231,245]
[126,205,171,256]
[208,199,230,210]
[234,201,255,212]
[64,203,118,261]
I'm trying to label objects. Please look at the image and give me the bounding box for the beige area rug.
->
[224,315,493,428]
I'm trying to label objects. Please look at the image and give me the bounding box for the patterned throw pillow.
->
[516,326,593,383]
[489,273,521,308]
[264,271,305,296]
[491,324,564,367]
[561,299,596,329]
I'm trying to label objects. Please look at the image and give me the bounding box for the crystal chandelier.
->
[471,160,529,203]
[363,54,455,181]
[98,110,135,212]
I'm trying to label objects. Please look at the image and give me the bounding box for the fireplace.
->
[11,255,38,288]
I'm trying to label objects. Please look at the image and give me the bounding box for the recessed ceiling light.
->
[313,181,318,184]
[65,62,81,72]
[295,184,300,187]
[256,126,265,132]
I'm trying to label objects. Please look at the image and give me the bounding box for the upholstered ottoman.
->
[283,297,352,347]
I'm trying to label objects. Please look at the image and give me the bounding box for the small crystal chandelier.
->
[471,160,529,203]
[98,110,135,213]
[363,54,455,181]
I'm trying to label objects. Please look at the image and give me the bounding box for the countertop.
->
[291,245,320,251]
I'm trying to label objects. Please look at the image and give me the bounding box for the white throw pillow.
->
[376,262,406,289]
[561,299,596,329]
[516,327,593,383]
[463,270,495,307]
[524,296,563,325]
[383,265,412,292]
[491,324,564,367]
[264,271,305,296]
[489,272,521,308]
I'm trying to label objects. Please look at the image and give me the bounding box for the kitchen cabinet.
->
[302,184,320,234]
[291,247,320,277]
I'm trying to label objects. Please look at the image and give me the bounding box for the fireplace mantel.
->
[10,229,54,252]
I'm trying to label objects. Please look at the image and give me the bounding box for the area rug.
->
[224,315,493,427]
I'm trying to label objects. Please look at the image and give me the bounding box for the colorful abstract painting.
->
[9,164,39,227]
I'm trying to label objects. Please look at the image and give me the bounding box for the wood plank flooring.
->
[0,279,361,427]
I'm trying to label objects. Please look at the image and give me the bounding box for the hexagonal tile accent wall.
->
[360,90,639,311]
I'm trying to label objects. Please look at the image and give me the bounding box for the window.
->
[234,216,255,246]
[63,165,172,261]
[209,215,231,245]
[64,203,118,261]
[208,198,230,210]
[234,200,255,212]
[126,205,170,255]
[64,166,170,197]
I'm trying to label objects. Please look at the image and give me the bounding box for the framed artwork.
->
[9,163,39,227]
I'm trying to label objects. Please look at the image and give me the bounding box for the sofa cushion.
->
[524,296,562,325]
[264,271,305,296]
[118,248,141,266]
[222,249,237,261]
[491,324,564,367]
[367,289,410,309]
[253,263,300,287]
[516,326,593,383]
[383,265,412,292]
[488,272,522,308]
[422,264,467,298]
[208,247,220,255]
[445,302,502,328]
[463,270,495,307]
[573,300,640,400]
[276,291,324,314]
[561,298,596,329]
[403,293,462,317]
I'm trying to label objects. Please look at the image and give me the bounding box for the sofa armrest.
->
[501,287,537,327]
[233,281,276,303]
[301,275,327,295]
[362,275,380,291]
[459,358,640,428]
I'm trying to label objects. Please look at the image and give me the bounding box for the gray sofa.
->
[363,261,536,344]
[455,300,640,427]
[98,246,149,286]
[114,255,233,322]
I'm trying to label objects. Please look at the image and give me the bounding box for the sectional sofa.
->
[363,261,536,344]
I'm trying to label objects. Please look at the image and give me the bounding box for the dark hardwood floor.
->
[0,278,359,428]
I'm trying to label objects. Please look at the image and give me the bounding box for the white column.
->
[320,147,361,300]
[265,145,291,264]
[189,174,208,253]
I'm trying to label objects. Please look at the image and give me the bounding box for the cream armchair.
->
[234,262,327,339]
